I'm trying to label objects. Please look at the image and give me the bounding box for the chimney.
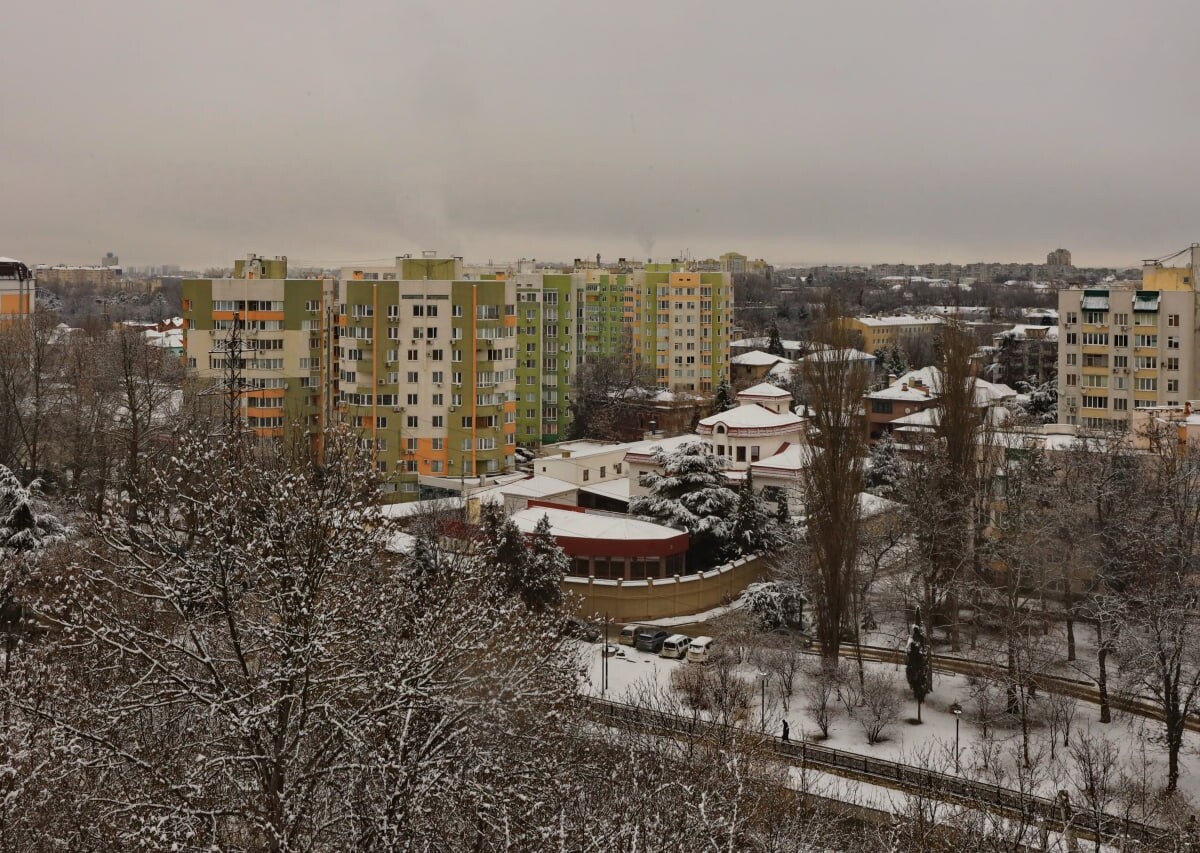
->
[887,373,898,384]
[901,384,909,392]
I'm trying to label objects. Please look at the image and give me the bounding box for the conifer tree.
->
[731,468,773,556]
[766,323,785,357]
[905,607,931,722]
[712,378,736,413]
[865,432,903,498]
[525,514,568,612]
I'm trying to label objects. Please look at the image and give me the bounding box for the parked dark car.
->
[563,617,601,643]
[634,628,669,653]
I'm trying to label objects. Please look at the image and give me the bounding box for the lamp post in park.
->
[951,701,963,772]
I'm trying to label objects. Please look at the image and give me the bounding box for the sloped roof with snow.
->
[738,382,793,399]
[698,404,805,434]
[751,442,816,474]
[731,350,793,367]
[511,507,684,542]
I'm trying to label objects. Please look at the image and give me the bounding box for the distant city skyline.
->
[4,1,1197,271]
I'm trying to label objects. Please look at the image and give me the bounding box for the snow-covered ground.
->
[579,641,1200,812]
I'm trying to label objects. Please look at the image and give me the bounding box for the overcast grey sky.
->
[2,0,1196,269]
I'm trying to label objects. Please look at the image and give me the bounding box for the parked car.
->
[687,636,716,663]
[618,624,642,646]
[563,617,601,643]
[634,628,670,653]
[659,634,692,659]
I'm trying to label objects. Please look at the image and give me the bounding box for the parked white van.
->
[686,636,715,663]
[659,634,692,660]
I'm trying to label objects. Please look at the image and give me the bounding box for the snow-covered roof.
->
[730,337,810,351]
[511,507,684,542]
[853,314,944,328]
[497,475,578,499]
[751,442,816,474]
[799,347,876,363]
[738,382,793,399]
[380,497,466,520]
[731,350,793,367]
[859,492,902,519]
[578,478,632,503]
[698,404,805,433]
[624,433,703,461]
[994,324,1058,342]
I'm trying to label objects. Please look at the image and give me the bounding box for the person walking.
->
[781,720,790,743]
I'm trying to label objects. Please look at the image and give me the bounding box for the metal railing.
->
[584,696,1173,848]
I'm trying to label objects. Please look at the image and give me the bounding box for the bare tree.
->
[803,664,836,738]
[800,299,869,667]
[854,671,901,745]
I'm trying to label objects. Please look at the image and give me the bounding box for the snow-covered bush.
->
[854,672,902,745]
[742,581,806,631]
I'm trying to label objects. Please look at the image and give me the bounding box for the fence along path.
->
[584,696,1175,849]
[834,642,1200,734]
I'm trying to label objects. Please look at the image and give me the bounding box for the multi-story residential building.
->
[989,324,1058,385]
[630,262,731,393]
[842,314,944,354]
[182,254,337,443]
[1046,248,1072,267]
[513,271,588,445]
[1057,245,1200,430]
[338,255,517,498]
[0,257,34,320]
[34,264,123,289]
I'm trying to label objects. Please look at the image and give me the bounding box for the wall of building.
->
[564,553,766,621]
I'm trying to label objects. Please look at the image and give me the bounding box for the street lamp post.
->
[760,672,768,733]
[602,612,609,697]
[951,701,963,773]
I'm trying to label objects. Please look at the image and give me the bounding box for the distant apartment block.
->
[34,264,123,289]
[630,262,732,393]
[183,251,734,500]
[1057,245,1200,430]
[182,254,337,444]
[842,314,944,354]
[338,255,518,497]
[0,257,34,321]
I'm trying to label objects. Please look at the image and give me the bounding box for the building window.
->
[1136,377,1158,392]
[1113,397,1128,411]
[1168,379,1180,393]
[1169,313,1181,327]
[1081,395,1107,409]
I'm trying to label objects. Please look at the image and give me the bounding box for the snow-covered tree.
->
[731,468,776,556]
[865,432,903,498]
[712,377,736,413]
[0,465,69,640]
[1015,377,1058,424]
[0,465,68,553]
[905,607,931,722]
[775,495,791,528]
[6,427,582,848]
[630,442,738,568]
[524,513,568,612]
[766,323,785,357]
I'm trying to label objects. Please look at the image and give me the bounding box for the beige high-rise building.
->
[1046,248,1072,267]
[1057,245,1200,429]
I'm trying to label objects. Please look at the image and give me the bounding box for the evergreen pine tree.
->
[712,378,736,413]
[629,442,738,568]
[905,607,931,723]
[525,514,568,612]
[766,323,785,357]
[477,502,532,602]
[731,468,772,556]
[775,495,790,528]
[865,432,903,498]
